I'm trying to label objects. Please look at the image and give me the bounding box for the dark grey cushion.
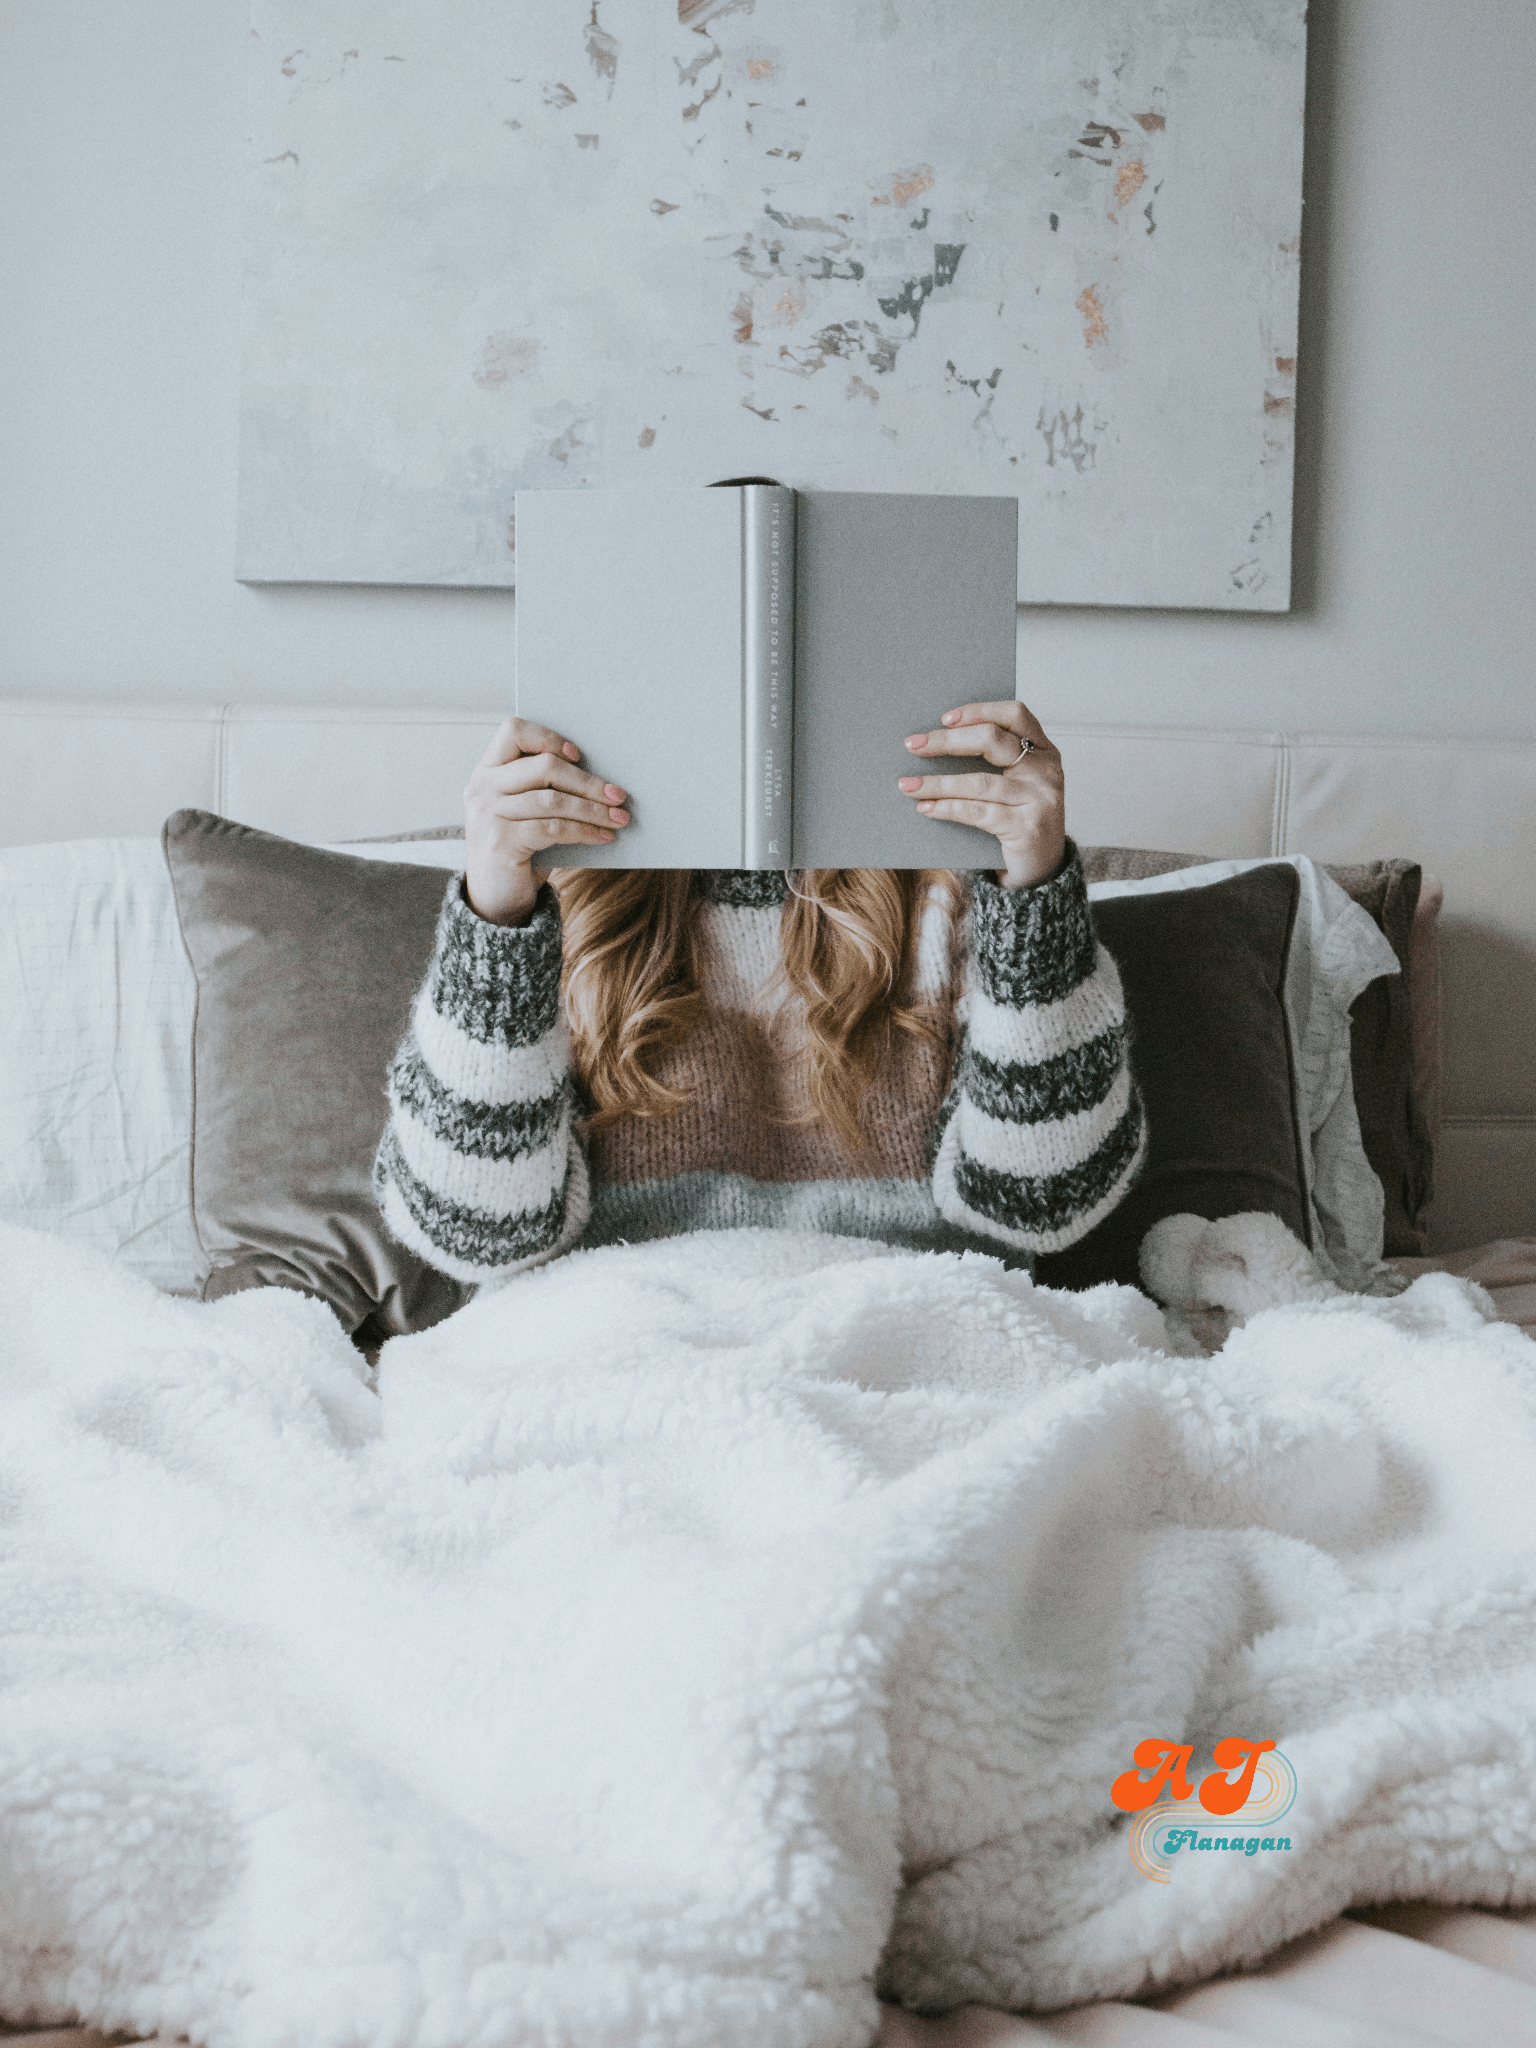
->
[1036,863,1309,1293]
[1080,847,1433,1256]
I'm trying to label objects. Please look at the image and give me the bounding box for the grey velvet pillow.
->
[163,809,472,1343]
[1080,846,1434,1255]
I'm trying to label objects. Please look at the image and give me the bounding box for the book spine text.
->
[742,487,795,868]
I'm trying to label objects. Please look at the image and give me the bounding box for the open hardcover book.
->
[515,484,1018,870]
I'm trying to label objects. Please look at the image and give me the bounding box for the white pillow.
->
[0,837,200,1293]
[1088,857,1402,1278]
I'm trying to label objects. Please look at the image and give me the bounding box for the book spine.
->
[742,487,795,868]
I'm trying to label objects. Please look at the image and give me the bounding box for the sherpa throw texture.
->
[3,1222,1535,2048]
[373,849,1145,1283]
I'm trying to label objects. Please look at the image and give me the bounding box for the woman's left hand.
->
[898,699,1067,889]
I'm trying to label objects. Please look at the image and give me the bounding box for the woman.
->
[373,700,1144,1282]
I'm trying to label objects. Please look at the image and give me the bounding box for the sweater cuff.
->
[426,875,564,1049]
[968,840,1097,1009]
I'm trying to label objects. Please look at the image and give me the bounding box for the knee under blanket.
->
[3,1223,1535,2048]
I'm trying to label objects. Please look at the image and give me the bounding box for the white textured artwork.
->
[238,0,1306,608]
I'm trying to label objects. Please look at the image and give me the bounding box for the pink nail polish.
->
[898,777,921,792]
[905,735,926,749]
[604,784,626,800]
[918,801,935,813]
[609,808,628,822]
[942,711,961,726]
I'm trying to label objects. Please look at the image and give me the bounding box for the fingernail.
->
[604,784,626,800]
[904,735,927,749]
[918,801,935,813]
[897,777,922,792]
[608,808,629,823]
[564,742,581,759]
[942,711,961,725]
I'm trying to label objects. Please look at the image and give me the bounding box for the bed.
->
[2,699,1533,2047]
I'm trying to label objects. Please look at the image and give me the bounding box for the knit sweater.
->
[373,847,1144,1284]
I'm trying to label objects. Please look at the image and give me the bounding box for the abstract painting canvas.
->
[237,0,1306,607]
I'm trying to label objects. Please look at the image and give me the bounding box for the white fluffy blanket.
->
[4,1223,1536,2048]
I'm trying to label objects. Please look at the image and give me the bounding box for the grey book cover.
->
[515,484,1018,870]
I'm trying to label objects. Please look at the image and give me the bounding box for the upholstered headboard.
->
[3,698,1531,1255]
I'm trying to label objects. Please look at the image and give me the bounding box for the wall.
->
[1,0,1533,741]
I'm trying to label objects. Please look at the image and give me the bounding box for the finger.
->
[906,701,1054,763]
[939,700,1054,751]
[897,770,1021,802]
[479,715,583,768]
[912,797,1013,831]
[909,718,1060,770]
[904,721,1049,769]
[495,791,630,830]
[492,756,627,804]
[925,704,1056,770]
[520,818,616,844]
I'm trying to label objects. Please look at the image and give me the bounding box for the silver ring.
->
[1011,736,1035,765]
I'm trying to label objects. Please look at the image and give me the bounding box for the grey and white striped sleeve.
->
[931,846,1145,1256]
[373,877,588,1284]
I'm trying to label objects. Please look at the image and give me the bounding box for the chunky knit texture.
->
[374,846,1144,1283]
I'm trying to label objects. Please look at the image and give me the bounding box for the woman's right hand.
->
[463,717,630,926]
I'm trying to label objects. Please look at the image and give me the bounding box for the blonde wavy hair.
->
[550,868,963,1148]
